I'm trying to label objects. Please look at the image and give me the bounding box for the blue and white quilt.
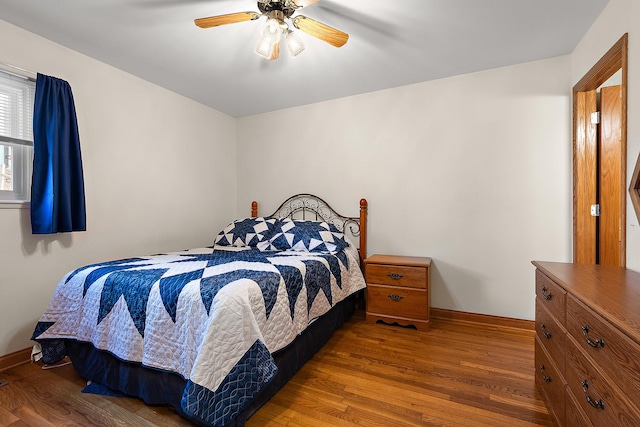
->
[32,243,365,427]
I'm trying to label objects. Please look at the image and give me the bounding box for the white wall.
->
[237,56,573,321]
[6,1,625,356]
[0,20,238,356]
[571,0,640,270]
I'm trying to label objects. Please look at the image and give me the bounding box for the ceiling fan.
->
[194,0,349,60]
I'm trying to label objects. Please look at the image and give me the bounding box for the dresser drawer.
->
[535,300,566,374]
[366,264,426,289]
[535,337,565,426]
[566,388,594,427]
[566,295,640,402]
[535,270,566,323]
[366,284,428,320]
[533,261,640,427]
[565,335,640,427]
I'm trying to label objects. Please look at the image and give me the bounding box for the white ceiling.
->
[0,0,609,118]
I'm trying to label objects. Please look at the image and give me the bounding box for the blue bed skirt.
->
[66,294,357,427]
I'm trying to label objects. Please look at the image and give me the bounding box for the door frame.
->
[572,33,628,266]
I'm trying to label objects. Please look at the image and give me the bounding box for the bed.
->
[31,194,368,427]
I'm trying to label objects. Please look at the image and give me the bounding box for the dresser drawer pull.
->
[539,364,551,383]
[541,286,552,300]
[582,380,605,410]
[387,273,404,280]
[541,323,552,339]
[388,294,404,302]
[582,325,605,348]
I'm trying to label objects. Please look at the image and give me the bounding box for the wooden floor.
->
[0,312,552,427]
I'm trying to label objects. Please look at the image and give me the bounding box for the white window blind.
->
[0,70,35,145]
[0,69,36,201]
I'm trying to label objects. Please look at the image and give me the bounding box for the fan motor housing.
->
[258,1,296,18]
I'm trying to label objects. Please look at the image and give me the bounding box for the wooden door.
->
[599,85,623,266]
[572,34,627,268]
[574,90,598,264]
[573,85,623,266]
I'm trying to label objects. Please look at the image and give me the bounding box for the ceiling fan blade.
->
[194,12,260,28]
[292,15,348,47]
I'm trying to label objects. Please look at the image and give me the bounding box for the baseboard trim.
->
[431,308,534,331]
[0,347,32,372]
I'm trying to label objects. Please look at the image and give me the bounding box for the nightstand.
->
[364,254,431,331]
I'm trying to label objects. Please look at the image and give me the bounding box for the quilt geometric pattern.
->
[257,219,349,254]
[214,217,277,247]
[31,244,366,427]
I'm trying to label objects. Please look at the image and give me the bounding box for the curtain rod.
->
[0,61,37,82]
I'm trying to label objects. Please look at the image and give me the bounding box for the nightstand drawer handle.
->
[541,286,552,300]
[387,273,404,280]
[582,325,605,348]
[388,294,404,302]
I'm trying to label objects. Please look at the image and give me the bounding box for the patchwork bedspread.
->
[32,244,366,427]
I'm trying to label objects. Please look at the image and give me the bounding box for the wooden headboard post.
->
[251,201,258,218]
[359,198,368,260]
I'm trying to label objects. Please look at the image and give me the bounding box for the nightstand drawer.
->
[366,284,428,320]
[366,264,426,288]
[365,255,431,330]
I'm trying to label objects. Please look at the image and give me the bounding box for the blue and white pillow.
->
[257,219,349,253]
[214,217,278,247]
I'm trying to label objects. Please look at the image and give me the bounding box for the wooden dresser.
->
[364,254,431,331]
[532,261,640,427]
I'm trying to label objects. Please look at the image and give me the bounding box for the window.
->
[0,69,35,202]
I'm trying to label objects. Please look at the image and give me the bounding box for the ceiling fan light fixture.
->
[285,29,305,56]
[269,40,280,60]
[255,36,276,59]
[196,1,347,61]
[256,21,282,59]
[266,17,281,33]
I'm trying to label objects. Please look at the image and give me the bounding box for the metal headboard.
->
[251,193,368,260]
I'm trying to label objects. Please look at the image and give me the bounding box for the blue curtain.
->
[31,73,86,234]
